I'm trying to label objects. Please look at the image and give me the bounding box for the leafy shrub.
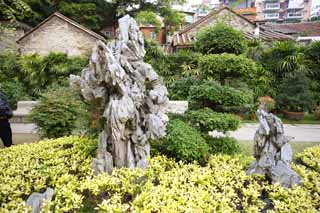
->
[188,80,254,111]
[29,86,86,138]
[195,23,247,55]
[0,52,21,82]
[1,139,320,212]
[0,136,96,212]
[0,80,29,109]
[198,53,259,83]
[167,76,201,100]
[152,119,209,163]
[19,52,88,96]
[206,137,241,155]
[275,72,313,112]
[304,41,320,80]
[186,108,241,133]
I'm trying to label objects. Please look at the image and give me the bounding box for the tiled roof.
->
[172,7,292,47]
[234,8,257,22]
[17,12,105,43]
[263,22,320,36]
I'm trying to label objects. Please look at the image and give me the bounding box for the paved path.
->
[230,123,320,142]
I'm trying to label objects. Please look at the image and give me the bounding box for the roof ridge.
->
[17,12,105,43]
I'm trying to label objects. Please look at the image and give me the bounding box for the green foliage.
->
[206,137,241,155]
[19,52,88,96]
[195,23,247,55]
[188,80,254,111]
[153,119,209,163]
[1,137,320,212]
[29,86,86,138]
[304,41,320,80]
[261,41,306,84]
[136,11,162,33]
[275,71,313,112]
[161,8,185,35]
[168,76,201,100]
[186,108,241,133]
[0,52,21,81]
[198,53,259,83]
[296,145,320,172]
[0,0,31,21]
[0,136,96,212]
[0,80,29,109]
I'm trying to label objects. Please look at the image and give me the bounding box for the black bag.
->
[0,93,13,119]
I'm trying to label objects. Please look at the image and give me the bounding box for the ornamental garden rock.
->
[247,103,301,188]
[70,15,169,174]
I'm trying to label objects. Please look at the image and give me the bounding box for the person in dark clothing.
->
[0,92,13,147]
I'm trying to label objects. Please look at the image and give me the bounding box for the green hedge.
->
[195,23,247,55]
[1,139,319,212]
[206,136,241,155]
[188,80,253,110]
[198,53,258,83]
[153,119,209,163]
[186,108,241,133]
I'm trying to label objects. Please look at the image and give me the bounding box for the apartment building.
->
[256,0,313,22]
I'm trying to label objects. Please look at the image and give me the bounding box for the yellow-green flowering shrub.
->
[296,145,320,172]
[0,137,319,212]
[0,136,96,212]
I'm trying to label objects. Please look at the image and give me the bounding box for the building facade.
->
[17,12,105,56]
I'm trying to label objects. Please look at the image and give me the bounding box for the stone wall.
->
[0,27,24,53]
[18,16,100,56]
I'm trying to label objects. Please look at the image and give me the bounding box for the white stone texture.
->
[247,107,301,188]
[166,101,188,114]
[71,15,169,174]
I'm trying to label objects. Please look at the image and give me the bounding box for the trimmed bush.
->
[152,119,209,163]
[206,137,241,155]
[29,86,86,138]
[186,108,241,133]
[198,53,259,83]
[195,23,247,55]
[168,76,201,100]
[188,80,254,110]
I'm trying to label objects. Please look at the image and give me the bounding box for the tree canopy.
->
[21,0,186,31]
[0,0,31,21]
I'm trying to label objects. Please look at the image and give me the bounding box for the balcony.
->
[286,12,303,19]
[264,3,281,10]
[264,13,280,19]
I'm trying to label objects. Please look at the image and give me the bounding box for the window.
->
[265,3,280,9]
[264,13,280,19]
[104,31,112,38]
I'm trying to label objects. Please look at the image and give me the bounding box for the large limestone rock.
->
[247,104,301,188]
[71,15,169,174]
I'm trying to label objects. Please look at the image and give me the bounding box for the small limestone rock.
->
[26,187,54,213]
[247,104,301,188]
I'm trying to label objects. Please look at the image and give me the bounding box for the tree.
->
[136,11,162,33]
[23,0,113,30]
[23,0,185,31]
[0,0,31,21]
[195,23,247,55]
